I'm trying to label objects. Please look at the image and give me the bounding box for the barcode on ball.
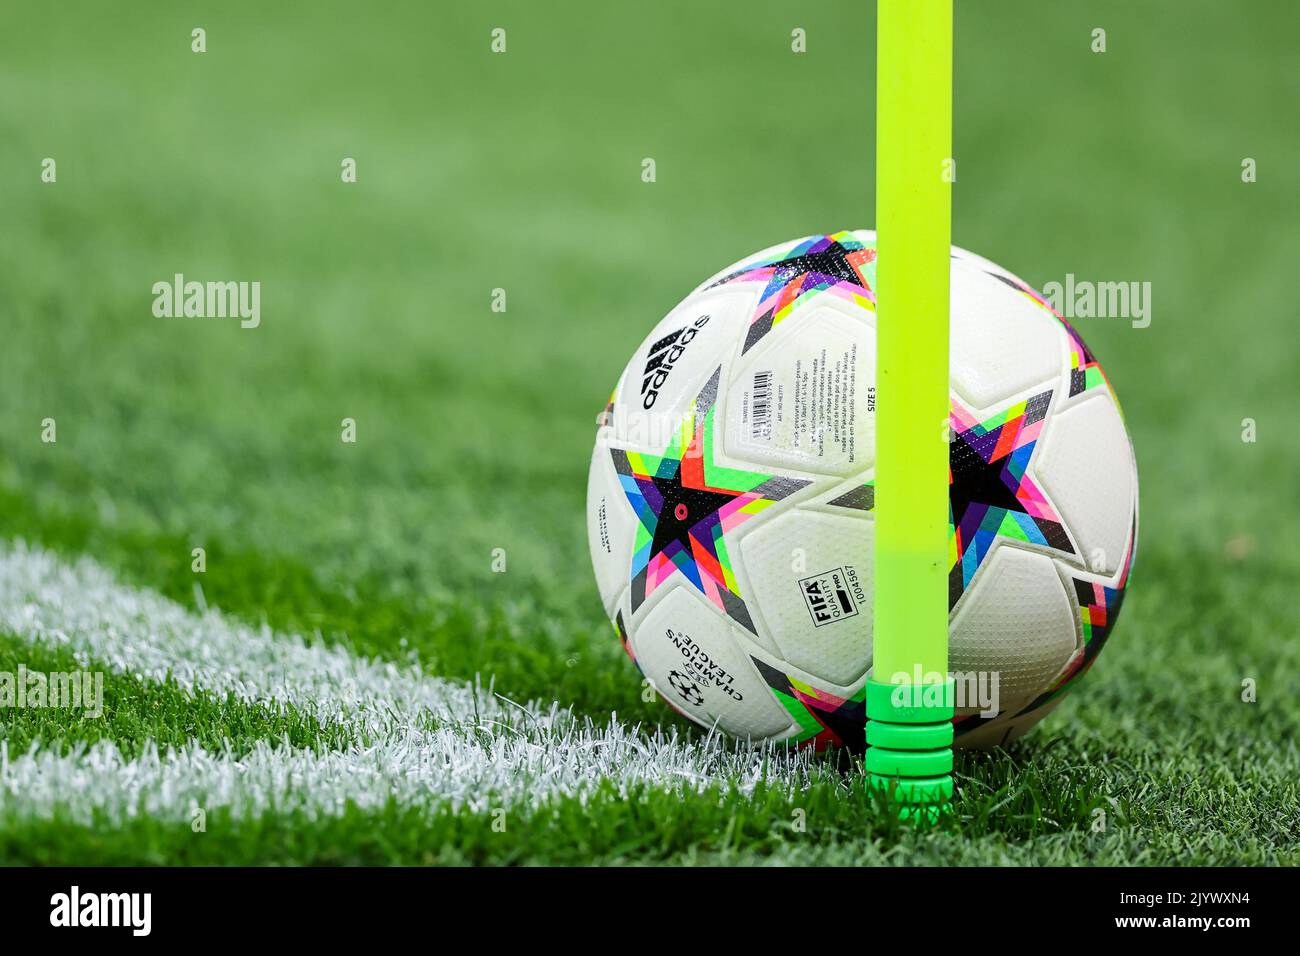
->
[751,371,773,439]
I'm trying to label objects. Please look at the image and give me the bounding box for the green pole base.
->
[865,678,955,821]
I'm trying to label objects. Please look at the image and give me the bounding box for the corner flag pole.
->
[868,0,955,817]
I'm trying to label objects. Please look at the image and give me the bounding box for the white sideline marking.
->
[0,541,830,823]
[0,541,494,738]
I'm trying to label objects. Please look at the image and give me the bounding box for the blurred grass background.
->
[0,1,1297,862]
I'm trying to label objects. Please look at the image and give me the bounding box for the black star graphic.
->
[945,394,1076,609]
[769,246,864,286]
[709,238,872,353]
[710,240,867,293]
[948,431,1025,526]
[648,466,737,562]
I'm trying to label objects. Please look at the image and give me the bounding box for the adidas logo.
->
[640,314,709,409]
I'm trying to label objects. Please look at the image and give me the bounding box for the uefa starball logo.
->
[667,669,705,706]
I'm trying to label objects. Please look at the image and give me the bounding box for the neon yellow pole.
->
[868,0,955,816]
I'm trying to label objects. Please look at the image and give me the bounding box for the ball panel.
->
[949,261,1068,410]
[948,545,1079,717]
[586,440,638,615]
[721,301,874,477]
[1033,391,1137,576]
[738,508,872,687]
[631,585,794,739]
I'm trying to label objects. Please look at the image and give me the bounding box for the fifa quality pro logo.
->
[640,314,710,408]
[799,566,865,627]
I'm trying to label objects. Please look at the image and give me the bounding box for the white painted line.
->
[0,541,831,823]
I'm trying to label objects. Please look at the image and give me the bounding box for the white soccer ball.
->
[587,230,1138,750]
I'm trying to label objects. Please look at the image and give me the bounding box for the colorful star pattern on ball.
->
[825,391,1076,609]
[757,515,1136,754]
[955,514,1138,735]
[706,232,877,354]
[1076,577,1125,646]
[948,389,1076,607]
[751,657,866,750]
[610,368,811,633]
[1058,522,1136,687]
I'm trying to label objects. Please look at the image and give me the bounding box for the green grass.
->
[1,0,1298,864]
[0,634,360,758]
[1,745,1295,866]
[0,483,661,726]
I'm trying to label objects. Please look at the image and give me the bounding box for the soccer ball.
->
[587,230,1137,750]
